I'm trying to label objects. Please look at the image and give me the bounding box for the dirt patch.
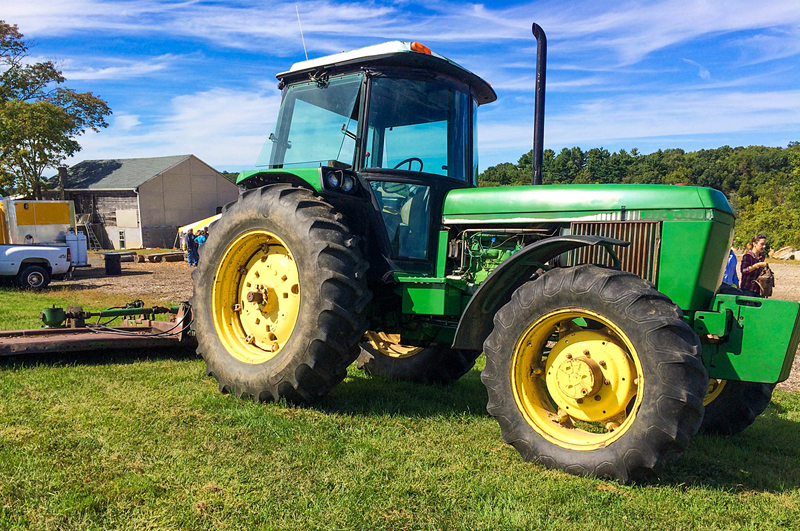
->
[49,253,800,391]
[50,252,194,304]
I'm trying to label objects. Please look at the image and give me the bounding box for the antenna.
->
[296,5,308,61]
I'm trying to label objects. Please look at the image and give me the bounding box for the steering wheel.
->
[393,157,423,172]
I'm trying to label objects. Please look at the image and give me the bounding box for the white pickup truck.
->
[0,243,73,288]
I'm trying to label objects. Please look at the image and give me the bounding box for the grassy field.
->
[1,289,800,530]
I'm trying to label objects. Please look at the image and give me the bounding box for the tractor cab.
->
[244,41,496,271]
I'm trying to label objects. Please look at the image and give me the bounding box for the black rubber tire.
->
[190,184,371,404]
[481,265,708,482]
[16,265,50,289]
[700,380,775,435]
[357,341,480,384]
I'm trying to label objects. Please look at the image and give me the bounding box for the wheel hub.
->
[554,355,603,399]
[212,230,301,364]
[545,329,638,423]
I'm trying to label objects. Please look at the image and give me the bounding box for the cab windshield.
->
[258,74,363,168]
[365,76,472,181]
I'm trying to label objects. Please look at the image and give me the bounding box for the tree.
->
[0,21,111,198]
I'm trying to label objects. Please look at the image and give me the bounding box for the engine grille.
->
[568,221,661,283]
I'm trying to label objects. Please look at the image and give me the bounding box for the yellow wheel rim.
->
[365,331,423,359]
[510,308,644,450]
[704,378,727,406]
[212,230,301,364]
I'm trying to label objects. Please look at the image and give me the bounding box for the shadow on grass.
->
[324,369,800,491]
[656,401,800,492]
[0,345,198,368]
[317,367,490,418]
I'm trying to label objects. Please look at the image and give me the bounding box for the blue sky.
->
[4,0,800,173]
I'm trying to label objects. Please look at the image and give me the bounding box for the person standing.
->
[740,234,768,297]
[194,229,207,265]
[185,228,198,267]
[722,248,738,287]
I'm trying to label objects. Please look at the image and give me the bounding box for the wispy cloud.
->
[11,0,800,64]
[61,55,178,80]
[682,59,711,80]
[67,88,282,168]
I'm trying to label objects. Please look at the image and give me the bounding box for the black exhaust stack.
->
[532,23,547,185]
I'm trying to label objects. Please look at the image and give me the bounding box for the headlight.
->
[326,171,342,189]
[341,174,356,193]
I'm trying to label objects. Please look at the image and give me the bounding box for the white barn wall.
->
[138,157,239,248]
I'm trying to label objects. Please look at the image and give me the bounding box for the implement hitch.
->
[0,301,195,356]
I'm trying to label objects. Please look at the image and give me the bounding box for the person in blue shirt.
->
[722,248,738,287]
[194,229,207,265]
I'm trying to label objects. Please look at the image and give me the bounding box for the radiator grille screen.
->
[568,221,661,283]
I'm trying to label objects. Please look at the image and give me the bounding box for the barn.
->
[51,155,240,249]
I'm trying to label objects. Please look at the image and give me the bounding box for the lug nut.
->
[565,353,572,359]
[577,398,583,404]
[594,395,602,401]
[583,349,590,356]
[599,360,607,368]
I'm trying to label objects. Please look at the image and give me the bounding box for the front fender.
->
[451,235,629,350]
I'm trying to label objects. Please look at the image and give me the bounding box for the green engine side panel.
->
[656,219,733,310]
[442,184,733,220]
[698,294,800,383]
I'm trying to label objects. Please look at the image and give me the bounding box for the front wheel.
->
[482,265,707,482]
[190,185,371,404]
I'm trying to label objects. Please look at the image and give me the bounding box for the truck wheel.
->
[190,184,371,404]
[357,331,480,384]
[482,265,707,482]
[700,379,774,435]
[16,265,50,289]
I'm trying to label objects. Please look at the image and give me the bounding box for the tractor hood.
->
[442,184,734,224]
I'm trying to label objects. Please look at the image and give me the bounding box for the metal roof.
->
[277,41,497,105]
[54,155,193,191]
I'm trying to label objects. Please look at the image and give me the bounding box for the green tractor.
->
[191,25,800,482]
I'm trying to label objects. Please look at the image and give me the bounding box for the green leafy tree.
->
[478,162,521,187]
[0,21,111,198]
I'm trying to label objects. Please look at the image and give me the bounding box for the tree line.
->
[479,143,800,249]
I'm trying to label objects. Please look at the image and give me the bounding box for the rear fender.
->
[18,258,53,275]
[452,235,629,350]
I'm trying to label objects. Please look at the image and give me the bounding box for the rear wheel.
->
[190,184,370,403]
[16,265,50,289]
[482,265,707,482]
[357,331,480,384]
[701,379,774,435]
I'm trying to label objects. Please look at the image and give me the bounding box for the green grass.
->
[2,289,800,530]
[0,288,174,330]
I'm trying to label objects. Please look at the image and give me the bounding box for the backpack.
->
[755,264,774,298]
